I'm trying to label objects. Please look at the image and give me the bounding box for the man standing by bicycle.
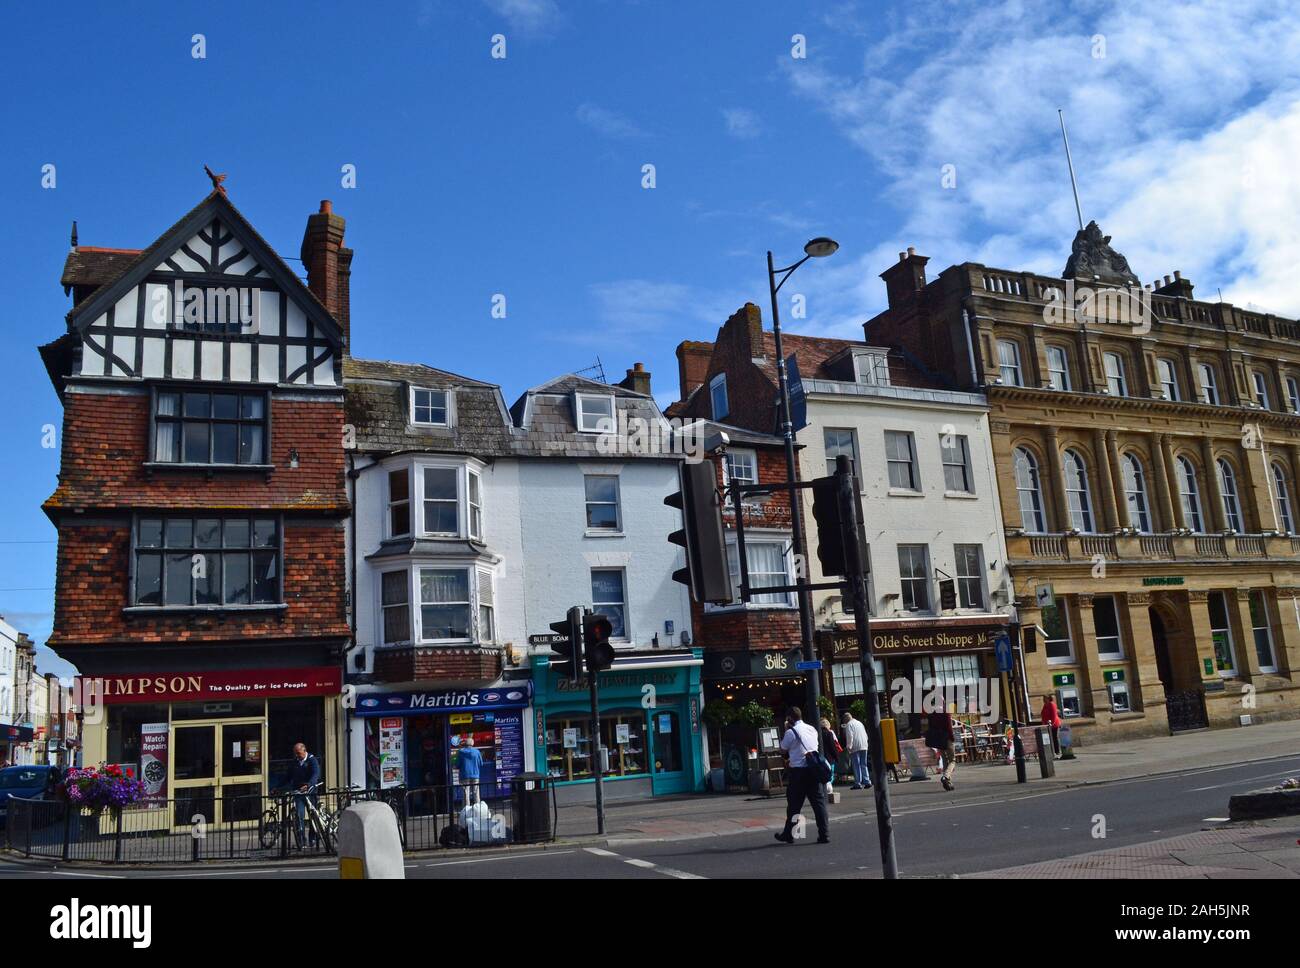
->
[282,742,321,847]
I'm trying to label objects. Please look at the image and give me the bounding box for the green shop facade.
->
[532,648,706,803]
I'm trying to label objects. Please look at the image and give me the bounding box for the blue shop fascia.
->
[532,647,706,803]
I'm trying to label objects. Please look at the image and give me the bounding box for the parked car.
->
[0,765,63,829]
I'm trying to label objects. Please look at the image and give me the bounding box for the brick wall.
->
[48,521,349,647]
[374,647,502,684]
[45,392,347,512]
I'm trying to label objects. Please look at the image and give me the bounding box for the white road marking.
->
[1202,817,1230,822]
[588,845,706,879]
[1187,768,1299,792]
[46,869,126,879]
[420,850,575,869]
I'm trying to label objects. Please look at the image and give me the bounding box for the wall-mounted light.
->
[289,448,300,469]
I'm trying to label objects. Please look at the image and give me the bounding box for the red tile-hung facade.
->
[666,305,808,715]
[39,189,352,790]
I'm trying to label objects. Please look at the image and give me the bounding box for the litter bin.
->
[510,772,555,844]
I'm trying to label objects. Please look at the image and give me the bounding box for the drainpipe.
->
[961,302,981,389]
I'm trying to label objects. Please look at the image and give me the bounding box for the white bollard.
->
[336,801,404,879]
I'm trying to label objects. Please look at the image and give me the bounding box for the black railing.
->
[3,782,551,864]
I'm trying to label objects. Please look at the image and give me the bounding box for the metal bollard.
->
[1036,726,1056,778]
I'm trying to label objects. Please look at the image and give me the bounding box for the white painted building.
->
[790,341,1016,731]
[343,362,703,806]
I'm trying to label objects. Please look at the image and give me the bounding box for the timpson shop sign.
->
[828,626,1000,658]
[80,666,342,705]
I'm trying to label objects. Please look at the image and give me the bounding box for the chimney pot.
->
[634,362,645,372]
[898,251,906,262]
[1164,275,1172,286]
[320,200,332,214]
[907,246,916,257]
[1174,270,1182,280]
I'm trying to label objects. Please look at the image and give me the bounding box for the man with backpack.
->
[774,707,830,845]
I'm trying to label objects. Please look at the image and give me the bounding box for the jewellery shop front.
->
[819,616,1012,739]
[532,649,705,804]
[81,666,343,828]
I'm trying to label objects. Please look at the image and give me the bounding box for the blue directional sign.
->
[795,660,822,671]
[994,634,1014,673]
[787,354,808,432]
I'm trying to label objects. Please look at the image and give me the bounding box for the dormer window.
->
[576,392,615,433]
[410,387,450,426]
[854,353,890,385]
[709,374,729,420]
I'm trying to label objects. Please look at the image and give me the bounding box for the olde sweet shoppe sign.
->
[824,624,1002,660]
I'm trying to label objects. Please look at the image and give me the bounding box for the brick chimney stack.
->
[300,200,352,355]
[620,361,652,396]
[879,247,930,309]
[676,340,714,400]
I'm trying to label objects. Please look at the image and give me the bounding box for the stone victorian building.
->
[867,228,1300,742]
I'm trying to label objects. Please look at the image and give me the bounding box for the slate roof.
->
[343,357,516,458]
[508,373,679,460]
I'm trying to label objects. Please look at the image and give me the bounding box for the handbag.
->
[801,733,833,783]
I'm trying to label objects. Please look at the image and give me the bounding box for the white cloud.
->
[585,279,747,336]
[480,0,560,34]
[722,108,762,139]
[784,0,1300,316]
[576,103,647,139]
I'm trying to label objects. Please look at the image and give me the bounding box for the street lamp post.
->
[767,237,838,719]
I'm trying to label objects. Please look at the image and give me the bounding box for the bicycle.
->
[258,785,340,853]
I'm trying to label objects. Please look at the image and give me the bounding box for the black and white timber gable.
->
[67,192,343,387]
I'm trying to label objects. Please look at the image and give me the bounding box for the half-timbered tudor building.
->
[40,190,351,822]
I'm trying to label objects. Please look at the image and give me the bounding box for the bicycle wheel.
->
[258,808,281,849]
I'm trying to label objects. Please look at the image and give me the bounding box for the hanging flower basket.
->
[64,764,147,813]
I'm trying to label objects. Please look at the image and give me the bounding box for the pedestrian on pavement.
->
[925,709,957,792]
[774,707,830,845]
[1040,694,1062,755]
[819,717,843,794]
[840,711,872,790]
[457,735,483,806]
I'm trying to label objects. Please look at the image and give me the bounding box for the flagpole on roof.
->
[1058,109,1084,231]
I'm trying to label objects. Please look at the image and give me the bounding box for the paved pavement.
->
[974,817,1300,878]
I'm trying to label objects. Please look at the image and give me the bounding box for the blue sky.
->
[3,0,1300,679]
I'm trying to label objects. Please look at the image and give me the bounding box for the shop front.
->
[819,617,1012,740]
[533,649,705,803]
[1,724,34,766]
[80,665,342,829]
[349,683,532,815]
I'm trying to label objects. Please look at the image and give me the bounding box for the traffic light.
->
[583,610,616,673]
[811,458,869,578]
[549,605,584,682]
[665,459,733,604]
[810,476,847,577]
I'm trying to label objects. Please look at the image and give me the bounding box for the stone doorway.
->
[1148,601,1207,732]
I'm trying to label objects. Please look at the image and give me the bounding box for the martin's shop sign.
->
[823,625,1001,660]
